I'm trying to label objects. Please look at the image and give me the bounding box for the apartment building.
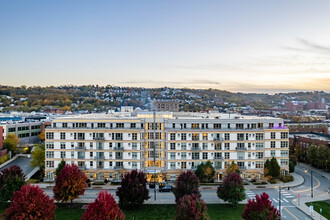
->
[44,112,289,182]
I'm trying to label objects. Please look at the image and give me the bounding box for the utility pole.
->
[153,110,156,201]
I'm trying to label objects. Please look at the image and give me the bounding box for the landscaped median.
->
[0,203,245,220]
[306,201,330,220]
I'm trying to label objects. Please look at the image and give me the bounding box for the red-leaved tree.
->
[217,172,246,207]
[116,170,149,209]
[5,184,57,220]
[53,164,87,203]
[82,190,125,220]
[174,194,210,220]
[0,165,26,203]
[242,192,280,220]
[173,171,201,203]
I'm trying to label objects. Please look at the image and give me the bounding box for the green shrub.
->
[0,154,9,164]
[269,178,277,184]
[27,179,38,184]
[279,174,294,183]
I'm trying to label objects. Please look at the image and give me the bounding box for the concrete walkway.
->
[292,194,330,220]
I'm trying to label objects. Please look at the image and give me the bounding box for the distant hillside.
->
[0,85,329,112]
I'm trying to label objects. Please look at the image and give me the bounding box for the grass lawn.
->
[0,203,245,220]
[306,201,330,220]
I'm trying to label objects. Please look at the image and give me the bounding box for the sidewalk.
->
[292,194,330,220]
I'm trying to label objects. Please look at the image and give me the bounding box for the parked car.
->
[159,184,173,192]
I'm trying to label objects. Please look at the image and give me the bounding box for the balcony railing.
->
[214,156,223,160]
[116,156,123,160]
[96,146,104,150]
[191,147,201,151]
[78,156,85,159]
[114,166,124,170]
[239,166,247,170]
[97,166,104,169]
[114,147,124,151]
[94,156,105,160]
[214,166,222,169]
[236,147,246,151]
[213,137,223,141]
[75,146,85,150]
[78,165,86,170]
[93,137,105,141]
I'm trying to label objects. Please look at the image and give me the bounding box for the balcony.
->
[97,166,104,169]
[116,156,123,160]
[213,137,224,141]
[78,156,85,160]
[214,156,223,161]
[191,147,201,151]
[113,147,124,151]
[236,147,246,151]
[239,166,247,170]
[214,166,222,170]
[75,146,85,150]
[114,166,124,170]
[93,137,105,141]
[96,146,104,150]
[78,165,86,170]
[94,156,105,160]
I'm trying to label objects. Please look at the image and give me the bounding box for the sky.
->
[1,0,330,94]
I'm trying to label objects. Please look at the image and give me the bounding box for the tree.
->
[289,161,295,173]
[226,161,240,174]
[307,145,317,167]
[0,165,26,203]
[53,164,87,203]
[82,190,125,220]
[116,170,149,208]
[316,145,329,169]
[269,157,280,178]
[55,159,66,176]
[195,160,215,183]
[30,144,45,170]
[3,133,19,153]
[174,194,210,220]
[294,143,304,161]
[5,184,56,220]
[173,171,201,203]
[217,172,246,207]
[242,192,280,220]
[39,131,45,142]
[264,159,271,179]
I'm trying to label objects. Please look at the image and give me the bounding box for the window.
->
[271,132,276,139]
[132,143,137,150]
[192,133,199,141]
[281,159,289,166]
[271,150,276,157]
[109,152,112,158]
[132,162,137,168]
[130,123,136,128]
[236,124,244,129]
[181,152,187,159]
[214,123,221,129]
[170,152,176,160]
[258,123,263,128]
[224,143,230,150]
[132,152,137,159]
[90,152,93,157]
[224,152,230,159]
[192,153,199,160]
[116,123,124,128]
[255,143,264,150]
[97,123,106,128]
[202,133,208,140]
[46,161,54,168]
[256,161,263,168]
[246,133,249,140]
[46,132,54,139]
[281,150,289,157]
[192,143,199,150]
[132,133,138,140]
[215,152,222,159]
[170,143,176,150]
[170,133,176,140]
[181,143,186,150]
[215,143,221,150]
[170,162,176,169]
[237,133,244,141]
[90,161,93,167]
[60,132,65,140]
[256,133,264,140]
[224,133,230,140]
[63,123,68,128]
[281,132,288,139]
[172,123,175,128]
[202,143,208,150]
[71,152,74,158]
[271,141,276,148]
[60,151,65,159]
[60,142,66,149]
[202,152,208,160]
[281,141,288,148]
[191,123,199,129]
[46,151,54,158]
[269,123,274,128]
[181,133,187,140]
[256,152,264,159]
[45,142,54,149]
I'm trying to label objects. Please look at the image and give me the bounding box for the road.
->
[42,164,329,219]
[0,156,34,176]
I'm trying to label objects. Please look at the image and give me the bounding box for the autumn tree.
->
[174,194,210,220]
[173,171,201,203]
[82,190,125,220]
[53,164,87,203]
[30,144,45,170]
[195,160,215,183]
[217,172,246,207]
[55,159,66,176]
[242,192,280,220]
[3,133,19,153]
[226,161,240,174]
[39,131,45,142]
[5,184,56,220]
[116,170,149,209]
[0,165,26,203]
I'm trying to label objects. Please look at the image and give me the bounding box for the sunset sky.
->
[1,1,330,93]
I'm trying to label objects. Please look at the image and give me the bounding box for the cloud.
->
[118,79,221,87]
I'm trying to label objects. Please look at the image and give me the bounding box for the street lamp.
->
[278,186,281,219]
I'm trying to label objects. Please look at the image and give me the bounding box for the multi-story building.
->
[44,112,289,182]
